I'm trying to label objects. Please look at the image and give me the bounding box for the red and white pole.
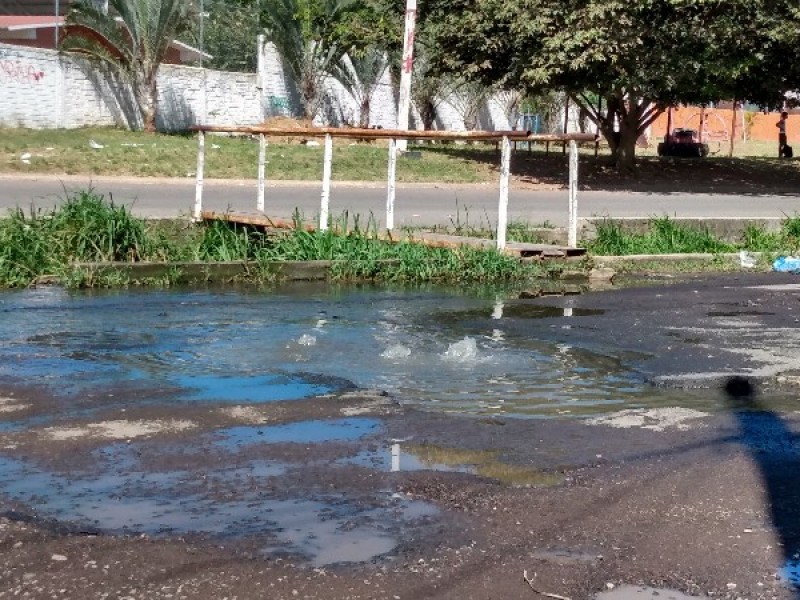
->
[396,0,417,152]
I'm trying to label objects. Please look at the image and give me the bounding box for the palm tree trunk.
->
[359,96,371,129]
[133,72,158,132]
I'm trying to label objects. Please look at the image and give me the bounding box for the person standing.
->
[777,111,789,157]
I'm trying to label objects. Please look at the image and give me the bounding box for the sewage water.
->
[0,285,701,416]
[0,284,723,565]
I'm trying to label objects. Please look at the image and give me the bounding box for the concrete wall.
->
[1,39,516,132]
[0,43,262,130]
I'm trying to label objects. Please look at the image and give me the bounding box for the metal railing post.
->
[568,140,579,248]
[320,133,333,231]
[496,135,511,251]
[193,130,205,221]
[257,133,267,212]
[386,138,397,231]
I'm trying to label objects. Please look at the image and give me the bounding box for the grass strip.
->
[0,190,550,288]
[585,216,800,256]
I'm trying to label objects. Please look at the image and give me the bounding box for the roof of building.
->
[0,15,65,29]
[0,15,211,60]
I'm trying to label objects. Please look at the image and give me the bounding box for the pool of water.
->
[0,284,698,417]
[0,283,723,565]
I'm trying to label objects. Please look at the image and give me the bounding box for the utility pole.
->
[395,0,417,152]
[54,0,59,48]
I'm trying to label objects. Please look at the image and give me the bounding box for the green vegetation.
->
[5,127,800,191]
[0,191,548,289]
[0,128,494,182]
[586,216,800,256]
[423,0,799,170]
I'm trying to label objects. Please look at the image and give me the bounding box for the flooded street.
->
[2,274,800,599]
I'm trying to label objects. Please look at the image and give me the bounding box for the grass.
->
[0,127,494,182]
[6,127,800,194]
[0,190,550,288]
[585,216,800,256]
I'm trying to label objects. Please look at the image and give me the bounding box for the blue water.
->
[175,374,331,403]
[214,418,382,450]
[0,284,708,564]
[0,284,663,417]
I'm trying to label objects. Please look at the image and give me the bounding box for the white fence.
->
[192,125,595,249]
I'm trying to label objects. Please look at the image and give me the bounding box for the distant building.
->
[0,1,89,16]
[0,0,208,64]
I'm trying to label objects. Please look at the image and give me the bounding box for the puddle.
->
[0,285,741,565]
[585,408,710,432]
[0,286,705,418]
[502,304,606,319]
[348,443,563,487]
[595,586,706,600]
[214,418,382,450]
[436,304,605,323]
[174,373,333,403]
[260,495,436,567]
[781,556,800,587]
[707,311,776,317]
[0,447,433,566]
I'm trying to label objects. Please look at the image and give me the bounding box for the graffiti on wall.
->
[0,59,46,84]
[268,95,291,116]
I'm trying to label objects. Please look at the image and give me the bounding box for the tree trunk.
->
[418,99,436,130]
[133,73,158,133]
[359,96,371,129]
[613,129,638,172]
[301,72,318,122]
[573,92,659,172]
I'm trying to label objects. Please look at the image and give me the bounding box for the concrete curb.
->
[591,252,762,264]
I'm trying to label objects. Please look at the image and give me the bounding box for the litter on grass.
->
[773,256,800,273]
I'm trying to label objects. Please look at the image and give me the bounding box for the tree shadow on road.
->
[422,144,800,195]
[724,376,800,594]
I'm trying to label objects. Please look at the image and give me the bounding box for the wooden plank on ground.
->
[200,211,316,232]
[201,211,586,258]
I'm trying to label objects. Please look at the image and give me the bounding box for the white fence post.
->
[320,133,333,231]
[568,140,579,248]
[386,138,398,231]
[496,135,511,251]
[257,133,267,212]
[193,130,205,221]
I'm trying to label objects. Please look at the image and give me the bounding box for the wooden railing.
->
[190,125,597,250]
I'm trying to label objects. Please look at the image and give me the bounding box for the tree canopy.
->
[422,0,800,169]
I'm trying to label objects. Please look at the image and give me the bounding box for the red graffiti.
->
[0,60,46,83]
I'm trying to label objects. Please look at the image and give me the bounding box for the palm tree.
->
[449,80,489,131]
[330,47,388,128]
[61,0,192,132]
[262,0,351,123]
[409,53,459,131]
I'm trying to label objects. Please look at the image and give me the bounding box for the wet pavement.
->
[1,273,800,598]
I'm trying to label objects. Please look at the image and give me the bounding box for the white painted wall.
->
[0,40,516,132]
[0,43,261,130]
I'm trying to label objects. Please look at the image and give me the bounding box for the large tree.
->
[201,0,262,72]
[62,0,192,132]
[423,0,800,170]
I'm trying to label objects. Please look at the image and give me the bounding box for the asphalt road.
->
[2,173,800,227]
